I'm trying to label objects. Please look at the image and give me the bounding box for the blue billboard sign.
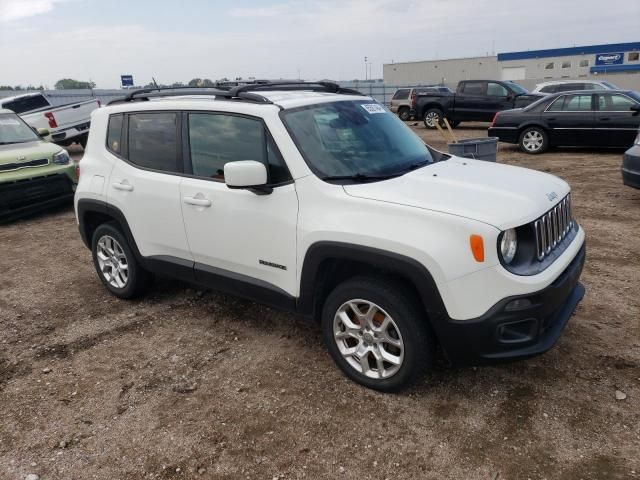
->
[595,53,624,66]
[120,75,134,87]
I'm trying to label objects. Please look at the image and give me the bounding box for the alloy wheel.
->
[424,111,440,128]
[96,235,129,289]
[522,130,544,152]
[333,299,404,379]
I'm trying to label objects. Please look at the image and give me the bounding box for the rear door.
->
[542,93,596,146]
[453,81,488,121]
[106,111,194,265]
[594,93,640,147]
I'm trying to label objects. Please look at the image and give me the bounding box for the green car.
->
[0,108,78,222]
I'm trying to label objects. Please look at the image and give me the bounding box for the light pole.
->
[364,56,368,81]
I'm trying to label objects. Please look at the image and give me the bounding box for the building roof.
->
[498,42,640,61]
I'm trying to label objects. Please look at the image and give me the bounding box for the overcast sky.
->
[0,0,638,88]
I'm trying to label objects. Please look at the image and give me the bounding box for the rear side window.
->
[127,113,179,172]
[461,82,486,95]
[187,113,291,184]
[392,89,410,100]
[1,95,50,114]
[547,94,593,112]
[106,114,123,154]
[540,85,557,94]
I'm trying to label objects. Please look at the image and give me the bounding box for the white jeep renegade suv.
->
[75,82,586,392]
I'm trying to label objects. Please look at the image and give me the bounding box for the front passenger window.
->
[188,113,290,183]
[487,83,509,97]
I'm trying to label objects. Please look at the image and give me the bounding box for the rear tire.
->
[321,276,434,392]
[398,107,410,121]
[519,127,549,154]
[91,222,151,299]
[423,108,444,129]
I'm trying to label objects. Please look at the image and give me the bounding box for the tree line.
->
[0,77,251,92]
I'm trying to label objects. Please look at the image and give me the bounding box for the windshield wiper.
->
[0,141,28,145]
[397,160,432,174]
[321,172,402,182]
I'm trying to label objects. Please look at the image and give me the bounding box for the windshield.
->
[601,81,618,89]
[505,82,529,95]
[281,100,434,180]
[0,113,39,144]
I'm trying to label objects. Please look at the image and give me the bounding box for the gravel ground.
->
[1,127,639,480]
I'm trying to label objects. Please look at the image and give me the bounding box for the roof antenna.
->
[152,77,159,89]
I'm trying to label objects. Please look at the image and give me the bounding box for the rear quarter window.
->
[392,89,410,100]
[106,114,123,154]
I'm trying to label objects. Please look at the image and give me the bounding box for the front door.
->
[179,112,298,304]
[594,93,640,147]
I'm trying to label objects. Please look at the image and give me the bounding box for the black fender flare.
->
[297,241,449,324]
[76,199,144,263]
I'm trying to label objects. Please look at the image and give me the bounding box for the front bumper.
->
[0,173,76,222]
[622,145,640,189]
[434,244,586,366]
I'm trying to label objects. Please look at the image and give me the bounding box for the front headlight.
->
[52,150,71,165]
[500,228,518,264]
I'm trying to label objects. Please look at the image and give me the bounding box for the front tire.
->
[91,222,151,299]
[519,127,549,154]
[423,108,444,129]
[321,276,434,392]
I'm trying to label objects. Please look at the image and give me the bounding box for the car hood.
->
[0,140,60,165]
[342,156,570,230]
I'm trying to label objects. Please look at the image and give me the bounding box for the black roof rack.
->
[228,80,363,97]
[107,81,363,106]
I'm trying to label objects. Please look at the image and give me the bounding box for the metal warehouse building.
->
[383,42,640,91]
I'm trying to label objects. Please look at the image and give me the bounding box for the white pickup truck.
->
[0,93,100,149]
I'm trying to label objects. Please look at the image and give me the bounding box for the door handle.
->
[547,117,556,121]
[112,181,134,192]
[183,195,212,207]
[599,117,610,121]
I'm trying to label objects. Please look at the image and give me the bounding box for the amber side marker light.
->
[470,235,485,262]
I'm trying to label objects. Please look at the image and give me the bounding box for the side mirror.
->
[224,161,271,194]
[631,104,640,116]
[36,128,50,137]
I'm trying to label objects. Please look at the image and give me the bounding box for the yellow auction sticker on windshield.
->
[360,104,386,114]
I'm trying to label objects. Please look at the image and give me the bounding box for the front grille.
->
[533,194,573,261]
[0,158,48,172]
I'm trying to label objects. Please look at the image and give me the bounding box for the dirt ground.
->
[1,127,639,480]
